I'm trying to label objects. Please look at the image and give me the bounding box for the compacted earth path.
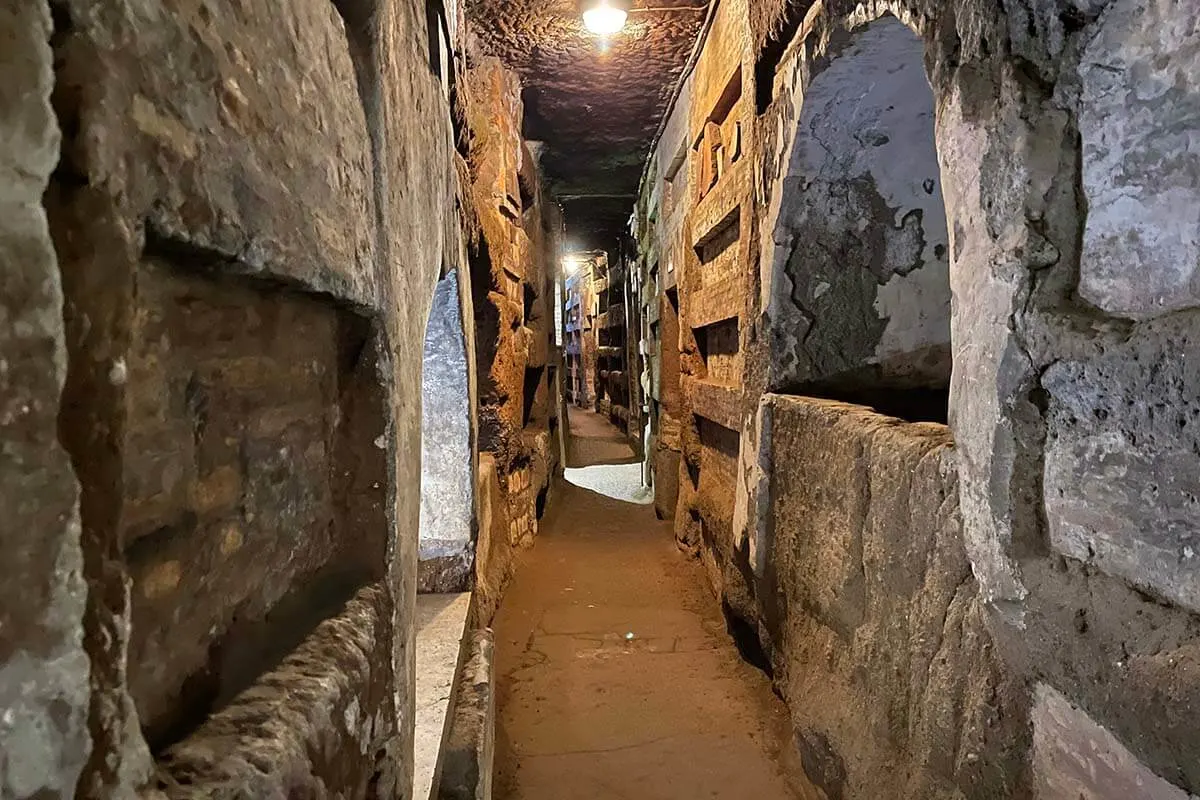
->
[564,406,639,467]
[492,415,818,798]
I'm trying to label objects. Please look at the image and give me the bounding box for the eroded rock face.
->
[1077,0,1200,320]
[420,270,476,593]
[768,17,950,393]
[0,4,91,797]
[755,397,1027,799]
[652,0,1200,795]
[1043,315,1200,614]
[463,51,561,626]
[10,0,483,794]
[1032,684,1198,800]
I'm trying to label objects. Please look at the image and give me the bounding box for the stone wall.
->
[756,397,1027,798]
[635,0,1200,795]
[0,4,91,795]
[765,16,950,398]
[0,0,541,796]
[463,52,560,627]
[673,0,755,569]
[635,71,692,520]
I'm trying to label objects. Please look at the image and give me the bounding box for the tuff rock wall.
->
[463,50,562,626]
[0,1,551,796]
[636,0,1200,796]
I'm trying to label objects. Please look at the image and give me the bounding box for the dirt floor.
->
[565,405,639,467]
[493,410,818,799]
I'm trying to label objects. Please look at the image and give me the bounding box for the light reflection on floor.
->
[564,462,653,505]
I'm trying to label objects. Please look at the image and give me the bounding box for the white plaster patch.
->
[419,269,475,564]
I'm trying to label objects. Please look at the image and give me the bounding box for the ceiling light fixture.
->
[581,0,631,35]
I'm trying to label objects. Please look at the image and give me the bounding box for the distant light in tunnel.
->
[562,257,581,275]
[582,0,628,34]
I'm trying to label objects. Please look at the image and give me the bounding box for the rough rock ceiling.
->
[466,0,709,252]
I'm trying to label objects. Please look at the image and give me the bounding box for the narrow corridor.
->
[9,0,1200,797]
[565,407,638,467]
[492,412,817,799]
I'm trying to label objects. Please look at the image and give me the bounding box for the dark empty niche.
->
[695,69,744,197]
[722,600,773,678]
[787,379,950,425]
[522,282,537,325]
[696,318,739,385]
[696,207,740,265]
[754,0,808,114]
[518,171,536,219]
[523,364,545,428]
[424,0,448,82]
[117,255,388,752]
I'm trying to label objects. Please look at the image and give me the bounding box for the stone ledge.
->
[683,376,741,431]
[431,628,496,800]
[153,584,396,798]
[415,593,472,800]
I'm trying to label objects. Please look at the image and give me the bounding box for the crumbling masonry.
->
[633,0,1200,797]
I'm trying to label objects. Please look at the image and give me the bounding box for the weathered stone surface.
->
[55,0,378,304]
[471,454,513,628]
[154,586,394,799]
[415,593,472,800]
[1043,314,1200,612]
[0,3,91,796]
[1077,0,1200,320]
[120,259,388,750]
[420,270,476,593]
[759,396,1028,798]
[34,0,470,794]
[432,629,495,800]
[1032,684,1197,800]
[767,17,950,392]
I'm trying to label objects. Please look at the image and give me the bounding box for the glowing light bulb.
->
[583,0,627,35]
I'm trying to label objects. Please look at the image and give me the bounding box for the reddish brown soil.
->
[565,406,640,467]
[491,471,820,799]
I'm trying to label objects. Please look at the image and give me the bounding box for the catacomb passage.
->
[4,0,1200,798]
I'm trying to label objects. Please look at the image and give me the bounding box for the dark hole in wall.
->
[523,282,537,325]
[424,0,446,79]
[786,381,950,424]
[469,236,506,451]
[143,565,368,750]
[449,80,470,158]
[522,365,545,428]
[722,600,774,678]
[535,486,548,519]
[518,172,536,217]
[695,208,739,265]
[695,318,739,385]
[754,0,812,114]
[110,250,387,753]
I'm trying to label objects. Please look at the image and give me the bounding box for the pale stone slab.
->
[414,593,471,800]
[1078,0,1200,319]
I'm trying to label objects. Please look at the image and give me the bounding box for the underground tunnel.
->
[4,0,1200,798]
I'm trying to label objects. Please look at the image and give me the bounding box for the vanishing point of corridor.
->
[493,409,815,799]
[7,0,1200,798]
